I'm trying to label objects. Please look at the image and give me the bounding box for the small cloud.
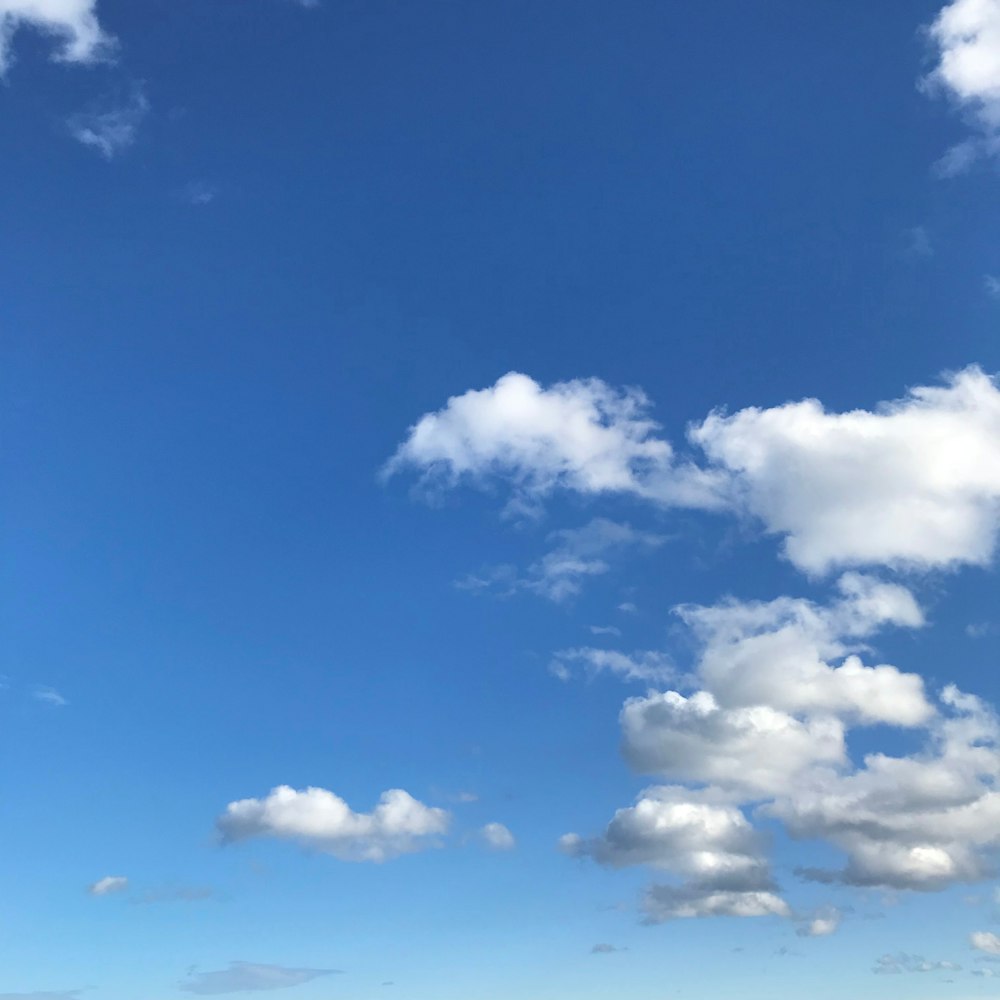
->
[177,180,217,206]
[617,602,638,614]
[480,822,515,851]
[454,791,478,804]
[985,276,1000,300]
[796,906,842,937]
[972,931,1000,955]
[903,226,933,258]
[591,943,626,954]
[68,85,149,159]
[88,875,128,896]
[32,686,67,707]
[967,621,997,638]
[179,962,339,995]
[588,625,621,637]
[872,953,960,974]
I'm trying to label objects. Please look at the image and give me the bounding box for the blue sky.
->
[5,0,1000,997]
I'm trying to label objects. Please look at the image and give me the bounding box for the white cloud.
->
[33,686,68,707]
[384,372,723,514]
[677,574,931,727]
[480,822,515,850]
[621,690,846,797]
[925,0,1000,169]
[771,687,1000,890]
[575,580,1000,897]
[68,85,148,159]
[458,519,665,603]
[216,786,450,862]
[550,647,674,685]
[560,786,769,879]
[180,963,337,995]
[88,875,128,896]
[642,883,790,923]
[690,366,1000,574]
[391,367,1000,575]
[561,786,788,923]
[797,907,842,937]
[971,930,1000,954]
[0,0,110,74]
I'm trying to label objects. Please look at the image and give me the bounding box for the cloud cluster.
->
[561,786,787,922]
[390,368,1000,574]
[216,786,449,862]
[389,366,1000,923]
[0,0,110,74]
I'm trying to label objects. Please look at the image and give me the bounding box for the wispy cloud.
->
[872,952,961,974]
[68,85,149,159]
[457,519,666,603]
[177,180,218,206]
[33,686,67,707]
[88,875,128,896]
[180,963,338,995]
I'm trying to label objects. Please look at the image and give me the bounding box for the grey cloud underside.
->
[180,962,339,995]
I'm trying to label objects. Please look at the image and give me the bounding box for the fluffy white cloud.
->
[560,786,768,878]
[925,0,1000,170]
[691,366,1000,573]
[797,906,842,937]
[971,930,1000,954]
[480,822,516,850]
[0,0,109,73]
[384,372,723,514]
[621,690,845,797]
[67,86,148,159]
[88,875,127,896]
[391,367,1000,575]
[562,787,787,923]
[642,883,790,923]
[216,786,450,862]
[458,518,665,602]
[679,574,931,727]
[180,963,337,995]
